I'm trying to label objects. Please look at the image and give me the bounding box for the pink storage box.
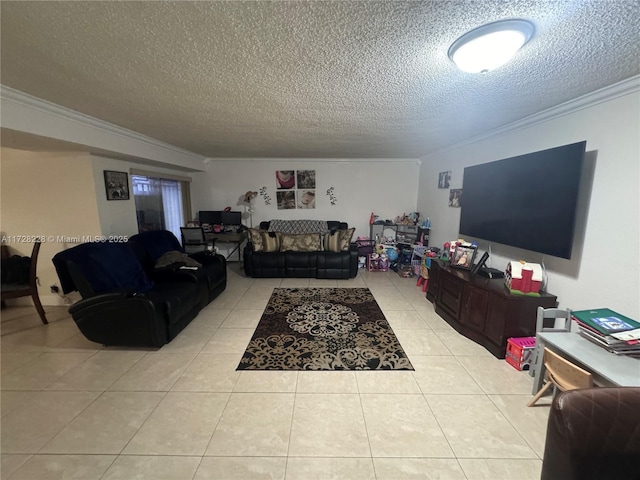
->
[505,336,536,371]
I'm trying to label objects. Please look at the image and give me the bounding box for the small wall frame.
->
[104,170,130,200]
[451,244,477,270]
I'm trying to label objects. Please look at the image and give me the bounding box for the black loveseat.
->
[243,220,358,279]
[52,230,226,348]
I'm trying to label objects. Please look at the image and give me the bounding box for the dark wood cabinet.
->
[462,286,489,333]
[426,259,557,358]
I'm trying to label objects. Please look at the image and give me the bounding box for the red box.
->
[505,337,536,371]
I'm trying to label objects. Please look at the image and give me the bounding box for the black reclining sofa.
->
[128,230,226,303]
[52,230,226,348]
[243,220,358,279]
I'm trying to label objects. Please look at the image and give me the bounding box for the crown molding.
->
[204,157,421,163]
[424,75,640,158]
[1,85,207,166]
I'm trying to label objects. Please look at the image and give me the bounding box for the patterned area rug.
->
[237,288,413,370]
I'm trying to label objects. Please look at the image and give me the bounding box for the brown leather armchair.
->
[541,387,640,480]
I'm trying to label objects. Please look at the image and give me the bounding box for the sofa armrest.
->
[541,387,640,480]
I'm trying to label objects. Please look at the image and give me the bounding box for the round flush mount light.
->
[448,19,535,74]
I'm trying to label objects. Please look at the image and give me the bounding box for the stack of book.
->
[571,309,640,356]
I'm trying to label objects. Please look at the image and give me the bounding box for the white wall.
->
[191,159,421,240]
[1,149,103,305]
[89,155,196,238]
[417,88,640,317]
[90,156,139,237]
[0,150,200,305]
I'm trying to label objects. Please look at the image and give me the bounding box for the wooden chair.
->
[536,307,572,332]
[528,347,593,406]
[1,242,48,324]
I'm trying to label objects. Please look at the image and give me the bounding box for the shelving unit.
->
[369,224,429,246]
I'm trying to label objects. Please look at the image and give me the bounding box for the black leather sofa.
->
[52,231,226,348]
[128,230,226,303]
[243,221,358,279]
[541,387,640,480]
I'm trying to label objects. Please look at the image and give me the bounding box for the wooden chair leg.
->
[528,380,554,407]
[31,292,48,325]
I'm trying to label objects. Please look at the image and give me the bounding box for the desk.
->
[531,331,640,394]
[205,231,247,263]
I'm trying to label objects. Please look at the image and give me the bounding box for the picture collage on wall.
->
[275,170,316,210]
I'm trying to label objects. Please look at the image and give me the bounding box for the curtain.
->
[132,175,185,240]
[161,179,183,240]
[133,175,165,232]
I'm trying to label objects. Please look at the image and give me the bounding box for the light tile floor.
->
[1,264,551,479]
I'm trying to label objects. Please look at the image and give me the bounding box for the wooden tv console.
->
[427,259,557,359]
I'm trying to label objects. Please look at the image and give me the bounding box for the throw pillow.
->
[324,228,355,252]
[324,230,341,252]
[248,228,264,252]
[339,227,356,251]
[261,231,281,252]
[279,233,322,252]
[155,251,202,270]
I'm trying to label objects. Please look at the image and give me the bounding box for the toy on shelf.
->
[394,212,420,226]
[441,242,450,261]
[505,261,543,296]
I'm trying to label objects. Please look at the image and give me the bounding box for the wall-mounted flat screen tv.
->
[459,141,586,259]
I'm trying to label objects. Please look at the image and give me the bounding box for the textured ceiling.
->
[1,1,639,159]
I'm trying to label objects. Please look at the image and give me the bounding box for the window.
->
[131,172,191,240]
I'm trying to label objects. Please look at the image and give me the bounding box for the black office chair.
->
[180,227,214,254]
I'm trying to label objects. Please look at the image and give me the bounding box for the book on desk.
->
[571,308,640,356]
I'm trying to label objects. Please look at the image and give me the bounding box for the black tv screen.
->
[221,211,242,225]
[459,141,586,259]
[199,211,222,225]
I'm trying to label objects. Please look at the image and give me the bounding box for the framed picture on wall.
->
[449,188,462,207]
[296,170,316,189]
[297,189,316,209]
[276,191,296,209]
[438,171,451,189]
[275,170,296,189]
[103,170,130,200]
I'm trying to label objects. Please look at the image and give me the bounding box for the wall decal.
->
[326,187,337,205]
[259,186,272,205]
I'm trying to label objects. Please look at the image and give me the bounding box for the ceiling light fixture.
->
[448,19,535,74]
